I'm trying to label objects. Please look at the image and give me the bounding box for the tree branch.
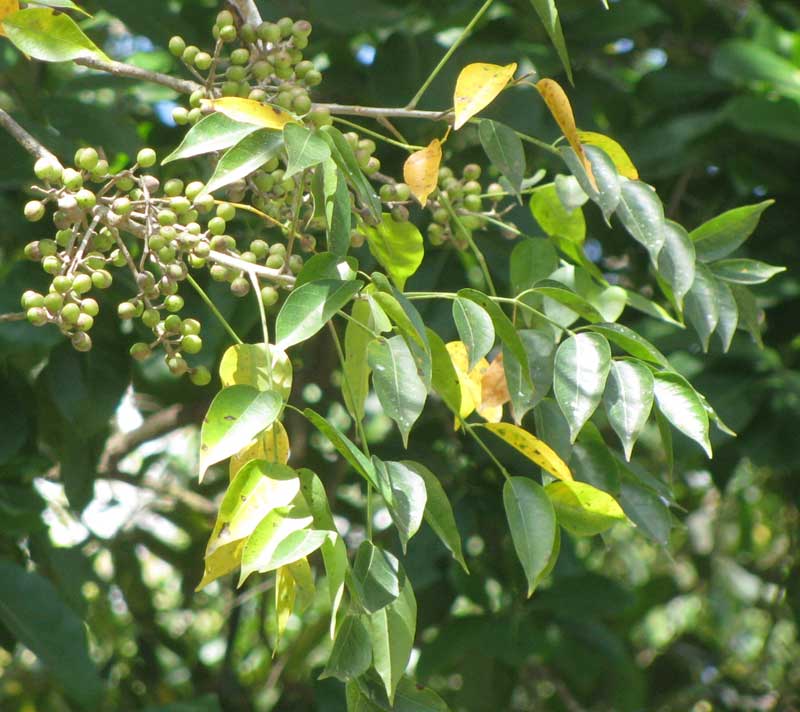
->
[74,56,202,94]
[0,312,26,323]
[230,0,263,26]
[0,108,58,161]
[315,102,452,123]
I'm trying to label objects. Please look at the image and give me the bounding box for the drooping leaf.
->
[366,579,417,703]
[2,7,109,61]
[322,615,372,681]
[618,477,671,546]
[452,297,495,371]
[321,125,382,220]
[731,284,763,348]
[322,158,352,256]
[483,422,573,481]
[615,179,665,263]
[364,214,424,290]
[530,184,586,243]
[684,262,719,352]
[653,372,712,457]
[555,174,589,211]
[162,113,260,164]
[403,138,442,206]
[528,0,572,82]
[368,336,427,446]
[570,423,620,494]
[478,120,525,196]
[205,129,283,193]
[713,276,738,353]
[274,565,296,644]
[352,541,405,613]
[343,299,374,422]
[603,360,654,461]
[379,460,428,552]
[284,123,331,178]
[690,200,774,262]
[199,386,283,482]
[510,238,559,295]
[534,282,604,323]
[553,333,612,441]
[401,460,467,572]
[504,330,556,423]
[658,220,696,310]
[536,78,595,189]
[503,477,557,596]
[211,97,296,129]
[0,562,103,708]
[453,62,518,130]
[229,423,291,478]
[219,343,292,399]
[445,340,494,423]
[275,279,363,349]
[427,328,462,416]
[392,677,452,712]
[710,258,785,285]
[20,1,89,16]
[560,145,621,221]
[577,130,638,179]
[545,481,626,536]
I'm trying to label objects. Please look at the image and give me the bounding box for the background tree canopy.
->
[0,1,798,711]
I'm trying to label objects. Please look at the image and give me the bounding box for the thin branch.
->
[315,103,451,123]
[74,56,202,94]
[0,312,26,323]
[230,0,263,26]
[208,249,296,287]
[0,108,57,161]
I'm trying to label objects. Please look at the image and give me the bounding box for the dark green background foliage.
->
[0,1,799,710]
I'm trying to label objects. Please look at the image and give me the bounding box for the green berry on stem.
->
[260,285,279,307]
[181,334,202,354]
[190,366,212,386]
[216,202,236,221]
[137,148,157,168]
[164,295,184,313]
[231,48,250,65]
[168,36,186,57]
[118,302,138,319]
[230,277,250,297]
[75,313,94,331]
[181,318,201,336]
[72,274,92,294]
[92,270,113,289]
[219,24,237,42]
[24,201,45,222]
[53,276,74,294]
[43,292,64,313]
[42,256,61,274]
[71,332,92,352]
[130,342,151,361]
[60,303,80,324]
[81,298,99,317]
[21,291,44,309]
[26,307,48,326]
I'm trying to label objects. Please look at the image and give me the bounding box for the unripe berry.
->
[208,216,227,235]
[464,194,483,212]
[185,180,205,199]
[288,254,304,274]
[75,188,96,210]
[137,148,157,168]
[231,48,250,65]
[391,205,409,222]
[364,156,380,175]
[34,156,63,182]
[190,366,212,386]
[116,176,135,192]
[21,290,44,309]
[219,24,237,42]
[72,273,92,294]
[266,254,285,270]
[260,285,279,307]
[182,45,200,64]
[463,163,481,180]
[194,52,212,71]
[92,270,113,289]
[172,107,189,125]
[240,23,257,43]
[62,168,83,190]
[42,255,61,274]
[250,239,268,259]
[91,160,109,179]
[60,303,80,324]
[77,147,99,171]
[181,334,203,354]
[166,355,188,375]
[304,69,322,87]
[230,277,250,296]
[71,332,92,352]
[39,239,57,257]
[158,209,177,226]
[81,298,99,317]
[168,35,186,57]
[163,178,184,197]
[24,200,45,222]
[26,307,48,326]
[118,302,138,319]
[164,295,184,313]
[130,342,151,361]
[216,202,236,221]
[181,318,201,336]
[189,89,206,108]
[75,313,94,331]
[53,275,74,294]
[141,308,160,328]
[43,292,64,313]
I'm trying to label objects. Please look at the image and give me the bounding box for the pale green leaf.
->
[452,297,495,371]
[603,360,654,461]
[162,112,260,164]
[545,480,626,536]
[205,129,283,194]
[365,214,425,290]
[284,123,331,179]
[690,199,774,262]
[3,7,109,61]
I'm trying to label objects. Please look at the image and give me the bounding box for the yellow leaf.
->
[288,558,315,612]
[545,481,626,536]
[195,539,245,591]
[453,62,517,131]
[210,97,296,129]
[446,341,504,424]
[0,0,19,36]
[481,353,510,409]
[229,423,291,479]
[219,342,292,399]
[577,130,639,180]
[275,565,296,646]
[403,138,441,207]
[536,78,597,191]
[483,422,573,482]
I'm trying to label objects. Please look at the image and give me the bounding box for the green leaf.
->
[365,214,425,290]
[712,276,738,353]
[731,284,763,348]
[553,333,612,441]
[618,477,671,546]
[615,179,665,262]
[584,323,669,366]
[205,129,283,194]
[478,119,525,196]
[603,360,654,461]
[528,0,573,83]
[684,262,719,352]
[427,327,462,415]
[534,282,604,323]
[284,123,331,178]
[555,174,589,212]
[0,562,103,708]
[510,238,559,295]
[275,279,363,349]
[368,336,427,446]
[321,125,382,220]
[690,200,773,262]
[530,184,585,243]
[205,461,300,557]
[452,297,495,371]
[303,408,378,488]
[322,158,352,257]
[379,460,427,553]
[401,460,467,572]
[322,614,372,681]
[219,343,292,398]
[712,39,800,100]
[25,1,90,16]
[545,481,626,536]
[653,371,711,457]
[504,330,556,423]
[624,289,684,327]
[710,258,785,285]
[503,477,557,596]
[295,253,357,287]
[352,541,405,613]
[658,220,696,309]
[366,579,417,704]
[571,424,620,494]
[199,386,282,482]
[3,7,109,62]
[343,299,373,422]
[560,145,621,222]
[458,288,532,388]
[162,113,260,164]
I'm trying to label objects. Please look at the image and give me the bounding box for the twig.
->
[208,249,296,287]
[74,56,202,94]
[230,0,263,26]
[315,102,451,123]
[0,312,26,323]
[0,108,58,161]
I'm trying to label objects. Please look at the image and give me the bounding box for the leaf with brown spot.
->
[403,138,441,206]
[536,78,597,190]
[481,353,510,409]
[453,62,517,131]
[483,422,573,482]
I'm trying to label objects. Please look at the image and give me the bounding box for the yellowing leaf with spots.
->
[483,422,573,482]
[536,78,597,190]
[453,62,517,131]
[545,481,626,536]
[195,539,245,590]
[211,97,296,130]
[578,130,639,180]
[403,138,441,206]
[481,353,510,409]
[0,0,19,36]
[446,341,503,424]
[229,422,291,479]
